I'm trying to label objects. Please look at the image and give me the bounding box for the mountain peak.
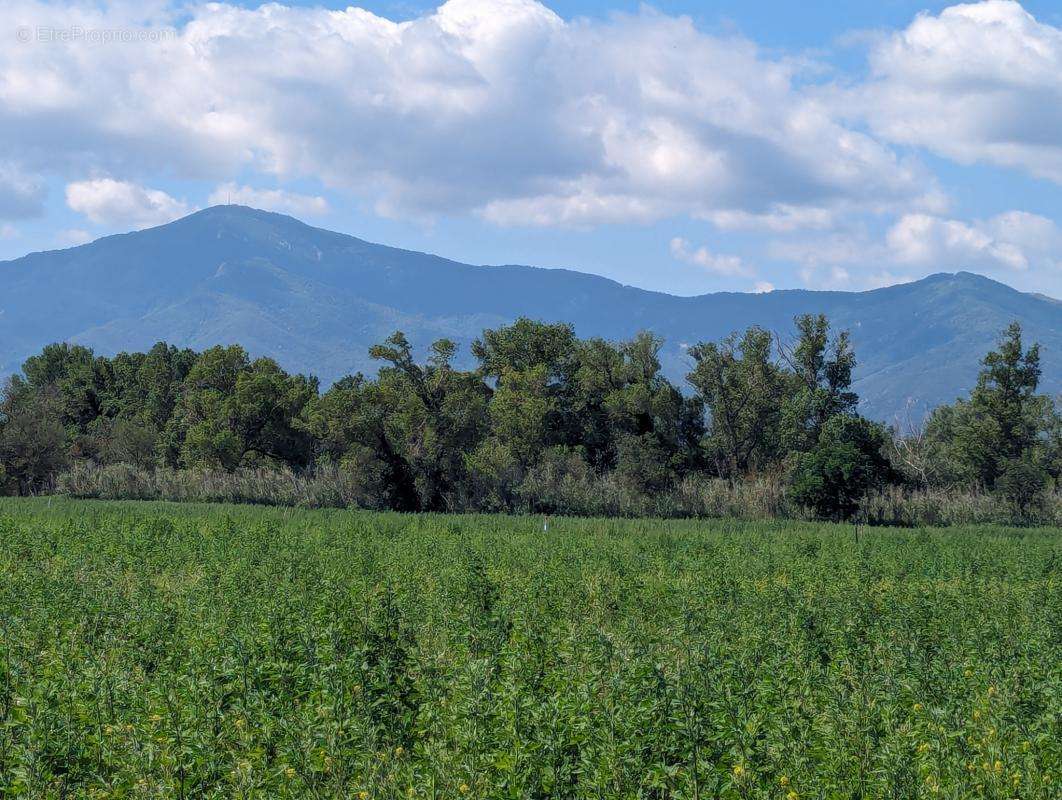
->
[169,204,314,234]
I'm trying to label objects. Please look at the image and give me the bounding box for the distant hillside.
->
[2,205,1060,421]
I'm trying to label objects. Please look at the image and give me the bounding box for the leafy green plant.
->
[0,497,1058,798]
[788,414,892,520]
[994,458,1050,522]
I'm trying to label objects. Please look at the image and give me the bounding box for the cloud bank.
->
[2,0,933,229]
[859,0,1062,182]
[1,0,1060,292]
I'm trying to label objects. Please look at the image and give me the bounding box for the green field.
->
[0,500,1059,798]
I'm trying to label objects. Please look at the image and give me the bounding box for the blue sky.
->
[4,0,1062,296]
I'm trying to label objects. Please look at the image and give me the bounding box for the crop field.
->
[0,499,1059,798]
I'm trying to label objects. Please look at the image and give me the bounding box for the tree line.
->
[1,316,1058,520]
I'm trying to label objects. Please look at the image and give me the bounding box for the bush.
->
[789,415,892,521]
[994,458,1050,522]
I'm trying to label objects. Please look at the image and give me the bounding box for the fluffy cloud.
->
[65,179,190,227]
[858,1,1062,182]
[886,210,1062,275]
[886,214,1030,272]
[1,0,938,229]
[208,184,329,217]
[670,237,750,277]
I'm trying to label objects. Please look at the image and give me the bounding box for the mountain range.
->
[2,205,1060,422]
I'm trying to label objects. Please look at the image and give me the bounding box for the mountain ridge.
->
[3,205,1060,422]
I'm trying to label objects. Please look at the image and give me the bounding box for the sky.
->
[3,0,1062,296]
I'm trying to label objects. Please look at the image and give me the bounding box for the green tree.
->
[0,379,69,495]
[167,345,250,469]
[301,374,411,510]
[779,314,858,453]
[368,333,489,510]
[164,347,315,471]
[21,343,109,442]
[232,358,316,468]
[687,326,784,480]
[472,318,577,383]
[995,459,1050,522]
[788,414,892,521]
[90,417,159,467]
[604,332,702,492]
[925,323,1053,490]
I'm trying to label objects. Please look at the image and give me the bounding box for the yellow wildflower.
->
[458,784,469,794]
[732,764,746,779]
[912,703,923,713]
[779,774,790,787]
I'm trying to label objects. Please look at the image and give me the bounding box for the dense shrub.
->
[994,458,1050,522]
[788,415,892,520]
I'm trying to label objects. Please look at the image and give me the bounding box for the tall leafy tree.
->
[21,343,109,440]
[231,358,317,467]
[604,332,702,491]
[779,314,858,453]
[302,374,414,510]
[369,332,490,511]
[687,326,784,480]
[472,318,578,384]
[925,322,1055,489]
[0,379,69,495]
[167,345,250,469]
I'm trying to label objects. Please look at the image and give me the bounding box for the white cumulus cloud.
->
[857,0,1062,182]
[885,212,1062,272]
[0,0,938,230]
[65,178,190,228]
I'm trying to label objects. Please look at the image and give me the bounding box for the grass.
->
[0,498,1059,798]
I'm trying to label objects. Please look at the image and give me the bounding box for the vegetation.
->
[0,499,1058,798]
[2,317,1060,523]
